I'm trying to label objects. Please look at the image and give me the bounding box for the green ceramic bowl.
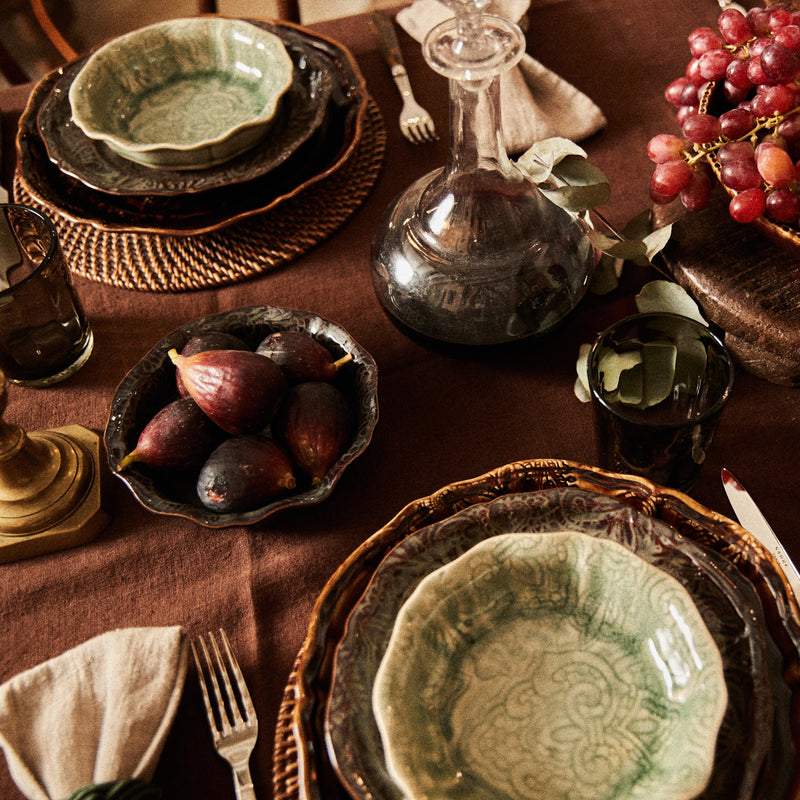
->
[372,531,728,800]
[69,17,294,169]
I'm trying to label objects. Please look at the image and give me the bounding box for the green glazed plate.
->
[372,531,728,800]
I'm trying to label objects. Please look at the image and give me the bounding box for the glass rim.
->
[587,311,735,428]
[0,203,59,298]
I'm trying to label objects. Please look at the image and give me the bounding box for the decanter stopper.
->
[425,0,525,80]
[0,371,110,561]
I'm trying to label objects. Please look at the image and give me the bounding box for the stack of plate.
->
[273,460,800,800]
[13,19,385,291]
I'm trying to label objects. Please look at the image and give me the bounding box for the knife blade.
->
[721,467,800,602]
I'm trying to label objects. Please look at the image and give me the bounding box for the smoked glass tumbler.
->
[587,312,734,491]
[0,204,93,387]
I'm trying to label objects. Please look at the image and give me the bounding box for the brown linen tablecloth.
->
[1,2,799,799]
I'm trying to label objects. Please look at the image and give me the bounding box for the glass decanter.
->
[371,0,595,346]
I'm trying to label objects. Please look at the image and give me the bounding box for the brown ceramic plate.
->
[104,306,378,528]
[37,23,333,198]
[326,488,775,800]
[274,460,800,800]
[15,20,368,236]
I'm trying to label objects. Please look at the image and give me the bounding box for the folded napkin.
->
[396,0,607,154]
[0,627,189,800]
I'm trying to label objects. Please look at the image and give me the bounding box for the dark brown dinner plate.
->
[15,20,368,235]
[275,460,800,800]
[37,23,333,198]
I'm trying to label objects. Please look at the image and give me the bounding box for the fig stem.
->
[333,353,353,371]
[117,450,139,470]
[167,348,181,365]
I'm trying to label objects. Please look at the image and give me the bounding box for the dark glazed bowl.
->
[104,306,378,527]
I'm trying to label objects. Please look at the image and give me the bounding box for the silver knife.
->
[721,467,800,602]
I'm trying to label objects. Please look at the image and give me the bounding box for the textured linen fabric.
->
[0,3,798,800]
[0,628,188,800]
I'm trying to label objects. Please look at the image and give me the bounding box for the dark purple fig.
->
[118,397,221,470]
[176,331,249,397]
[196,436,296,512]
[168,348,287,435]
[275,381,353,484]
[256,330,352,382]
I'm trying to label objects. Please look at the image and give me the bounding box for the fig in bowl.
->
[104,306,378,527]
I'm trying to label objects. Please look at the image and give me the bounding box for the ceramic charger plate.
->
[16,20,370,236]
[278,460,800,800]
[324,488,778,800]
[372,531,728,800]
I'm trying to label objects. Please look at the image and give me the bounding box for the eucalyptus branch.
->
[515,137,676,293]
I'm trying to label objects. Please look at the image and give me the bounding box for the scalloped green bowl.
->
[69,17,294,169]
[373,531,728,800]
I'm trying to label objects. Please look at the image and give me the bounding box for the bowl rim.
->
[69,17,295,154]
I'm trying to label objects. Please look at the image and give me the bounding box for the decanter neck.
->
[445,73,514,176]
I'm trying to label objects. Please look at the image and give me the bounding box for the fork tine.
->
[217,628,256,723]
[420,116,437,142]
[401,108,437,143]
[404,118,428,144]
[399,121,416,143]
[193,630,259,799]
[206,631,245,728]
[192,636,230,735]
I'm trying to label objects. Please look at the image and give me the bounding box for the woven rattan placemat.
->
[14,100,385,292]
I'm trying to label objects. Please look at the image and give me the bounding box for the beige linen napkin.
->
[396,0,607,154]
[0,627,189,800]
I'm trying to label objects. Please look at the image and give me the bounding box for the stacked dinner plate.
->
[13,18,386,292]
[273,460,800,800]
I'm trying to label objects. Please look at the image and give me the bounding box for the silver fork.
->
[192,629,259,800]
[371,11,437,143]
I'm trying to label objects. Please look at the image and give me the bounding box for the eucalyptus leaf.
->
[551,156,610,191]
[591,254,624,295]
[641,341,678,408]
[641,224,674,262]
[516,137,588,182]
[635,280,707,325]
[586,229,620,252]
[622,210,656,241]
[539,156,611,211]
[540,182,612,212]
[575,343,591,401]
[574,375,591,403]
[617,362,644,406]
[597,349,643,393]
[673,337,708,393]
[593,237,649,261]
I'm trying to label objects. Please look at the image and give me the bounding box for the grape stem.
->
[687,104,800,166]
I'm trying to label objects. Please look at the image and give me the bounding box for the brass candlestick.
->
[0,371,110,562]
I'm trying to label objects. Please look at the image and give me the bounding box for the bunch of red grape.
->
[649,3,800,225]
